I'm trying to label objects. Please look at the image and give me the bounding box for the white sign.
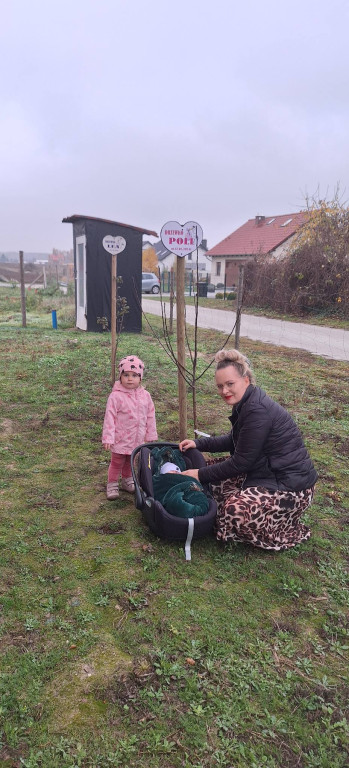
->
[160,220,203,257]
[102,235,126,255]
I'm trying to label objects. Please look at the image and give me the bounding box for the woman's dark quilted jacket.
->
[195,385,318,492]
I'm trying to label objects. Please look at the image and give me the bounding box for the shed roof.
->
[207,213,306,257]
[62,214,157,237]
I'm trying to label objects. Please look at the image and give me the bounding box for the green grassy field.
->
[0,288,348,768]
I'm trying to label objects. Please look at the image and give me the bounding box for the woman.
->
[179,349,317,551]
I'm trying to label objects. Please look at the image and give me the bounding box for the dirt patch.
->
[96,659,156,709]
[96,521,125,535]
[65,411,88,421]
[29,492,62,509]
[338,437,349,456]
[0,418,16,439]
[0,740,23,768]
[0,629,41,656]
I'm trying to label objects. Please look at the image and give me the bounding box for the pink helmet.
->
[118,355,144,379]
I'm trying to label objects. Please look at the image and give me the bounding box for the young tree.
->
[140,249,239,431]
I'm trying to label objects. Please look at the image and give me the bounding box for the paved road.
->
[142,298,349,362]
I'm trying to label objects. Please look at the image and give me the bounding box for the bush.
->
[243,194,349,318]
[227,292,237,300]
[215,292,224,299]
[25,289,43,311]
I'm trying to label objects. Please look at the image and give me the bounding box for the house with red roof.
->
[208,213,306,288]
[143,237,211,279]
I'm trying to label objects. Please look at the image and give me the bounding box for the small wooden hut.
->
[62,214,157,332]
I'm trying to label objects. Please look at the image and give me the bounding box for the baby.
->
[160,462,181,474]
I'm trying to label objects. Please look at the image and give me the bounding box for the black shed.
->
[62,214,157,333]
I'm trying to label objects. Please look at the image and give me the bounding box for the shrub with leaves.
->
[244,192,349,318]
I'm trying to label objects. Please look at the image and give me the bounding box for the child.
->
[102,355,158,499]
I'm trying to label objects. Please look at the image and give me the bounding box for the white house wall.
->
[211,257,227,286]
[271,233,297,260]
[159,246,212,277]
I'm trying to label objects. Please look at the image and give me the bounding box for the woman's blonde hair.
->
[215,348,256,384]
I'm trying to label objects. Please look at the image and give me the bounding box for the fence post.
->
[234,264,245,349]
[19,250,26,328]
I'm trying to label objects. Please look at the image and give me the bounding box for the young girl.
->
[102,355,158,499]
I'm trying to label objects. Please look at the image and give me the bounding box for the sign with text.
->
[102,235,126,255]
[160,220,203,257]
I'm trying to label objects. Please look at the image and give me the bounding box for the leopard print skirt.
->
[210,470,314,551]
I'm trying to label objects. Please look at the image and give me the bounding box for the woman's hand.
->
[181,469,199,481]
[179,439,196,452]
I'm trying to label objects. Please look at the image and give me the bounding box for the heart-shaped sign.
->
[160,220,203,257]
[102,235,126,255]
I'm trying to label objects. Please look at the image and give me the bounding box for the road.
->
[142,298,349,362]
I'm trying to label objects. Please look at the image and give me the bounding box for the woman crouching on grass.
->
[179,349,318,551]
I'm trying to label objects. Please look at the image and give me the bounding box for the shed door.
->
[76,236,87,330]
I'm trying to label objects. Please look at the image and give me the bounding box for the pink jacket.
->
[102,380,158,454]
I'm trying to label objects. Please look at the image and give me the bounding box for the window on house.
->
[216,262,221,276]
[281,218,292,227]
[188,252,192,260]
[267,218,275,225]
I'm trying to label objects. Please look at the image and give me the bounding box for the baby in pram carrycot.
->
[131,443,217,557]
[152,447,210,520]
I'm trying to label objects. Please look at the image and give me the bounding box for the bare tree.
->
[135,254,242,431]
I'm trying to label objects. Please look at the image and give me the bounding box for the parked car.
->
[142,272,160,294]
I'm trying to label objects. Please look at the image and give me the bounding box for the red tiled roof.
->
[207,213,307,257]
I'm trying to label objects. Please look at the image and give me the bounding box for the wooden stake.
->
[169,267,174,334]
[176,255,187,440]
[111,252,117,385]
[234,263,244,349]
[19,251,26,328]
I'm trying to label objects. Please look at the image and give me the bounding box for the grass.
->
[0,288,348,767]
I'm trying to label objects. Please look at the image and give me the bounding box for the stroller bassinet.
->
[131,442,217,560]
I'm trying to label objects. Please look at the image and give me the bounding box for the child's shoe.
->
[106,482,119,500]
[121,477,135,493]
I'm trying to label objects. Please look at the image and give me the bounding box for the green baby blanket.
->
[152,473,209,519]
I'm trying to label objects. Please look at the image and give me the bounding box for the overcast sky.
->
[1,0,349,253]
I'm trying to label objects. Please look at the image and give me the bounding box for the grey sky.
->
[1,0,349,252]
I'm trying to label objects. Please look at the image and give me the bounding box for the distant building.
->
[208,213,306,287]
[143,238,211,279]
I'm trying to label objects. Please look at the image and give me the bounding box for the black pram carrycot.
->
[130,442,217,560]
